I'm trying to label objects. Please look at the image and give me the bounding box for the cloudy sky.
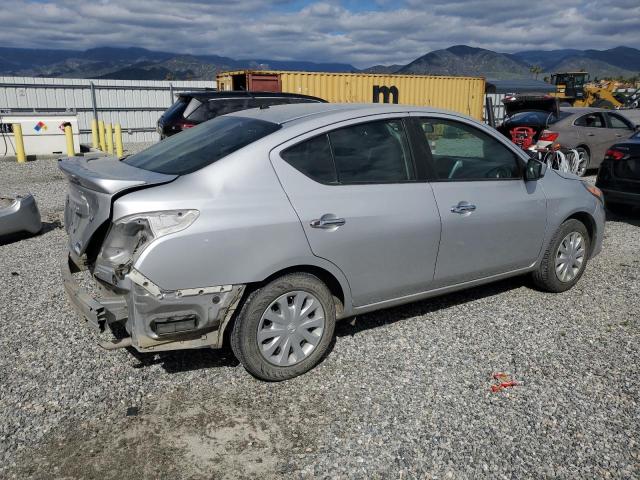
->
[2,0,639,67]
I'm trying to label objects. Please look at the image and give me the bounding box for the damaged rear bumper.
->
[62,254,245,352]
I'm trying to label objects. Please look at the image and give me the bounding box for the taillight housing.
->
[605,148,625,161]
[177,121,195,130]
[539,130,559,142]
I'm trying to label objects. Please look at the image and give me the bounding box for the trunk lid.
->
[59,156,177,257]
[502,95,559,117]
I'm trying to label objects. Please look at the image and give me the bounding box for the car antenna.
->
[245,89,269,109]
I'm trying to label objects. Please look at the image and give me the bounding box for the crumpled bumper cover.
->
[62,254,245,352]
[0,193,42,237]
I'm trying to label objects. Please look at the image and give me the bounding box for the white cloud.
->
[0,0,638,67]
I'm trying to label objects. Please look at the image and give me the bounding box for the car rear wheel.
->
[574,147,589,177]
[231,273,336,381]
[532,219,590,292]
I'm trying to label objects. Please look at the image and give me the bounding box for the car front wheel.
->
[532,219,590,292]
[231,273,336,381]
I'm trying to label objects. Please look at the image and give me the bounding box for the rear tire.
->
[231,273,336,381]
[532,219,590,293]
[574,147,590,177]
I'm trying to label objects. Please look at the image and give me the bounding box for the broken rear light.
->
[605,148,625,161]
[99,210,199,277]
[539,130,559,142]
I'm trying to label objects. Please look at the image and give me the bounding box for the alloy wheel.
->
[575,149,589,176]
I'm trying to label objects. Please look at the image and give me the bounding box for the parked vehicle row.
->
[157,91,325,138]
[61,103,605,380]
[596,131,640,213]
[497,96,639,176]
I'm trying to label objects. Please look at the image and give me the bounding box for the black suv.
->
[157,91,326,138]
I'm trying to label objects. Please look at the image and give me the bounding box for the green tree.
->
[530,65,543,80]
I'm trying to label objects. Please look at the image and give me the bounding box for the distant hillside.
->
[513,46,640,78]
[0,46,357,80]
[1,44,638,81]
[397,45,531,79]
[361,64,404,74]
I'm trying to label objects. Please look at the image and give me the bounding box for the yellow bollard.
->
[91,119,99,149]
[13,124,26,163]
[114,123,124,158]
[64,125,75,157]
[98,120,106,151]
[106,123,114,155]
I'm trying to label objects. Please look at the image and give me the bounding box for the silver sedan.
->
[60,103,605,380]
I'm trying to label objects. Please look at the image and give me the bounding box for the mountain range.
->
[0,45,638,81]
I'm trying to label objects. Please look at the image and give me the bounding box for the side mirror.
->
[525,158,546,181]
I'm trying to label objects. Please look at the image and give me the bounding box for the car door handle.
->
[451,202,476,214]
[587,133,595,136]
[310,214,346,229]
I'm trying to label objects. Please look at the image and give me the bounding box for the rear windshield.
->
[123,116,281,175]
[162,97,189,120]
[505,111,556,125]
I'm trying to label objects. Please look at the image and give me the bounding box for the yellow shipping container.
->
[216,70,485,120]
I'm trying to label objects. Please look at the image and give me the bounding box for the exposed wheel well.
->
[246,266,346,318]
[565,212,596,256]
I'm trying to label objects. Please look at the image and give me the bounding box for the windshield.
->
[124,116,281,175]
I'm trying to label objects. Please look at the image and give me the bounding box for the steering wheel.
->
[486,166,512,178]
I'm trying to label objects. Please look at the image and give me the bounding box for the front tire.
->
[231,273,336,381]
[532,219,590,292]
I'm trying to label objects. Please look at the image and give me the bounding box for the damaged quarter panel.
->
[113,140,332,291]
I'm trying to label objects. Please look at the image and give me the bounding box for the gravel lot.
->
[1,157,639,479]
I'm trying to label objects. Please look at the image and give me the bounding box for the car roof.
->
[226,102,462,127]
[559,107,610,114]
[179,90,325,102]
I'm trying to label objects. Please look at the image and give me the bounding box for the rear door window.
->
[280,119,415,184]
[281,135,337,183]
[574,113,605,128]
[123,116,281,175]
[329,119,415,183]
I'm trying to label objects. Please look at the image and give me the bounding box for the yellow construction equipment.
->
[547,72,623,108]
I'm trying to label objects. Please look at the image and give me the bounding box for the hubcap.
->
[257,291,325,367]
[555,232,585,282]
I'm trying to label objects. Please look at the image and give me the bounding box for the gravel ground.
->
[1,158,639,479]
